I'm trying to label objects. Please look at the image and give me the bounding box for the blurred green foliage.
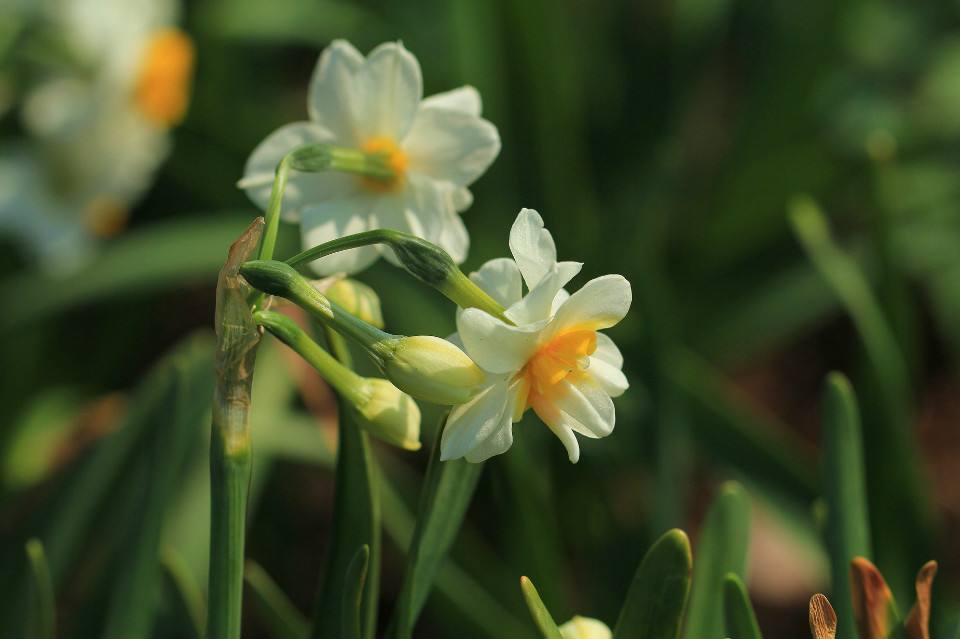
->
[2,0,960,637]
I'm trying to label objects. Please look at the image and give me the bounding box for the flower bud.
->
[354,378,421,450]
[318,277,384,328]
[380,335,485,405]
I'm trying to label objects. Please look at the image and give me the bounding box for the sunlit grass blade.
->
[821,372,871,639]
[104,338,214,639]
[25,539,54,639]
[342,546,370,639]
[162,547,205,639]
[722,573,762,639]
[612,528,691,639]
[520,576,564,639]
[245,560,309,639]
[683,481,751,639]
[790,196,933,597]
[388,416,484,639]
[311,331,380,639]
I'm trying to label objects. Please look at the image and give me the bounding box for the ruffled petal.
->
[421,85,482,116]
[300,196,381,275]
[535,401,581,463]
[470,257,523,308]
[505,261,582,325]
[588,358,629,398]
[457,308,544,375]
[353,41,422,141]
[551,377,616,438]
[402,107,500,186]
[509,208,557,289]
[593,332,623,367]
[239,121,358,220]
[307,40,365,144]
[440,378,512,461]
[547,274,632,335]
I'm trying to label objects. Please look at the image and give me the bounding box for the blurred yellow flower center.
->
[360,137,407,192]
[516,329,597,418]
[84,197,129,237]
[134,28,195,127]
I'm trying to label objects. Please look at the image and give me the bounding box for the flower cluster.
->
[240,40,631,464]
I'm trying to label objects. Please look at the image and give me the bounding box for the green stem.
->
[259,155,292,263]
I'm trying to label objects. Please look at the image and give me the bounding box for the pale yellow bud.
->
[354,378,421,450]
[315,277,385,328]
[380,336,485,405]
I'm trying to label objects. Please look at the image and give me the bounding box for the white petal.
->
[457,308,544,375]
[593,332,623,367]
[300,196,380,275]
[505,261,582,325]
[440,379,511,461]
[354,42,422,141]
[544,414,580,463]
[307,40,365,144]
[548,275,632,335]
[464,382,524,462]
[403,107,500,186]
[421,85,482,116]
[470,257,522,308]
[588,358,629,398]
[552,378,615,438]
[239,122,359,221]
[377,174,455,265]
[452,186,473,212]
[436,209,470,264]
[509,208,557,289]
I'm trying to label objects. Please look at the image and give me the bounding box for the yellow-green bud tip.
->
[381,336,485,405]
[319,277,385,329]
[354,378,421,450]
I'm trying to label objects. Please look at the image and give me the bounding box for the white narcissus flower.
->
[441,209,631,463]
[0,0,194,271]
[559,616,612,639]
[238,40,501,276]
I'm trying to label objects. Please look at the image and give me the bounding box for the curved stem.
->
[286,230,403,268]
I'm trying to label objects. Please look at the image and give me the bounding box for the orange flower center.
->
[515,329,597,420]
[359,137,408,192]
[134,28,195,127]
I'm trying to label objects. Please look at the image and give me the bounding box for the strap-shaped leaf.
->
[722,573,762,639]
[25,539,54,639]
[613,528,691,639]
[821,372,871,639]
[342,546,370,639]
[245,560,309,639]
[520,576,564,639]
[683,481,751,639]
[388,416,483,639]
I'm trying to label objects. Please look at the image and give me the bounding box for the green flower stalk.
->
[284,230,508,322]
[240,259,485,405]
[317,276,385,328]
[254,309,421,450]
[209,218,264,639]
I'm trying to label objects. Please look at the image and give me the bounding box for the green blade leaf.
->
[310,330,380,639]
[245,560,309,639]
[388,416,484,639]
[520,576,564,639]
[821,372,871,639]
[161,548,205,639]
[612,528,692,639]
[683,481,751,639]
[342,546,370,639]
[24,538,54,639]
[104,336,215,639]
[722,573,762,639]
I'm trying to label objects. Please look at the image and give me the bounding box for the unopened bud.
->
[380,335,485,405]
[318,277,384,328]
[354,378,421,450]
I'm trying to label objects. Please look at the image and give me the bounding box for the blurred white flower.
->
[0,0,194,270]
[238,39,501,275]
[559,616,612,639]
[441,209,631,463]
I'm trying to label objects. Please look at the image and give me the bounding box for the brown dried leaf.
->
[809,594,837,639]
[905,561,938,639]
[850,557,895,639]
